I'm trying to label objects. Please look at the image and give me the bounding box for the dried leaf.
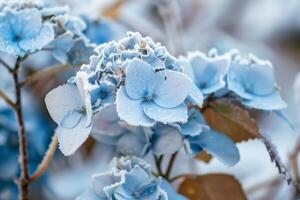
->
[204,99,259,143]
[178,174,247,200]
[195,151,212,163]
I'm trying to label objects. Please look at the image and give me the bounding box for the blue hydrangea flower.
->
[180,109,240,166]
[76,156,168,200]
[0,8,54,56]
[90,81,116,112]
[227,54,287,110]
[184,50,230,95]
[116,59,193,126]
[45,72,93,155]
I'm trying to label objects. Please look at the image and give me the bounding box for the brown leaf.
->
[178,174,248,200]
[195,151,212,163]
[203,99,259,143]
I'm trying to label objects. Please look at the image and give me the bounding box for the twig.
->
[20,64,70,87]
[165,152,178,180]
[154,155,164,177]
[30,132,58,182]
[0,58,12,72]
[289,135,300,197]
[12,58,30,200]
[0,90,15,108]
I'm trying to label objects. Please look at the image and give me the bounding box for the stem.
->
[0,58,12,72]
[20,64,70,87]
[154,155,164,177]
[30,132,58,182]
[12,59,30,200]
[165,152,178,180]
[0,90,15,108]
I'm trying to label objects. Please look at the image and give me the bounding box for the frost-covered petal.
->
[190,130,240,166]
[116,86,155,127]
[242,91,287,110]
[19,23,54,52]
[47,32,74,63]
[227,61,277,100]
[60,109,83,129]
[153,71,191,108]
[114,166,151,199]
[45,85,83,125]
[76,72,93,127]
[152,124,183,155]
[187,83,204,107]
[125,59,157,99]
[189,52,229,94]
[176,57,195,82]
[143,102,188,123]
[57,116,92,156]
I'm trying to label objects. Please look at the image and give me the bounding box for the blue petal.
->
[180,109,209,137]
[57,116,92,156]
[242,91,287,111]
[116,86,155,127]
[153,70,191,108]
[60,109,83,129]
[45,85,83,125]
[19,23,54,52]
[274,110,295,130]
[125,59,157,99]
[143,102,188,123]
[47,32,74,63]
[189,52,229,94]
[152,124,183,155]
[114,166,150,198]
[190,130,240,166]
[187,83,204,107]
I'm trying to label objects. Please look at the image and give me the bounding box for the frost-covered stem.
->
[12,58,30,200]
[289,136,300,197]
[30,132,58,182]
[154,155,164,177]
[165,152,178,180]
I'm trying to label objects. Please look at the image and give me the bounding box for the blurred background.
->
[1,0,300,199]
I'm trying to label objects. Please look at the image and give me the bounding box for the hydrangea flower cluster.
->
[76,156,187,200]
[0,0,94,65]
[45,32,286,167]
